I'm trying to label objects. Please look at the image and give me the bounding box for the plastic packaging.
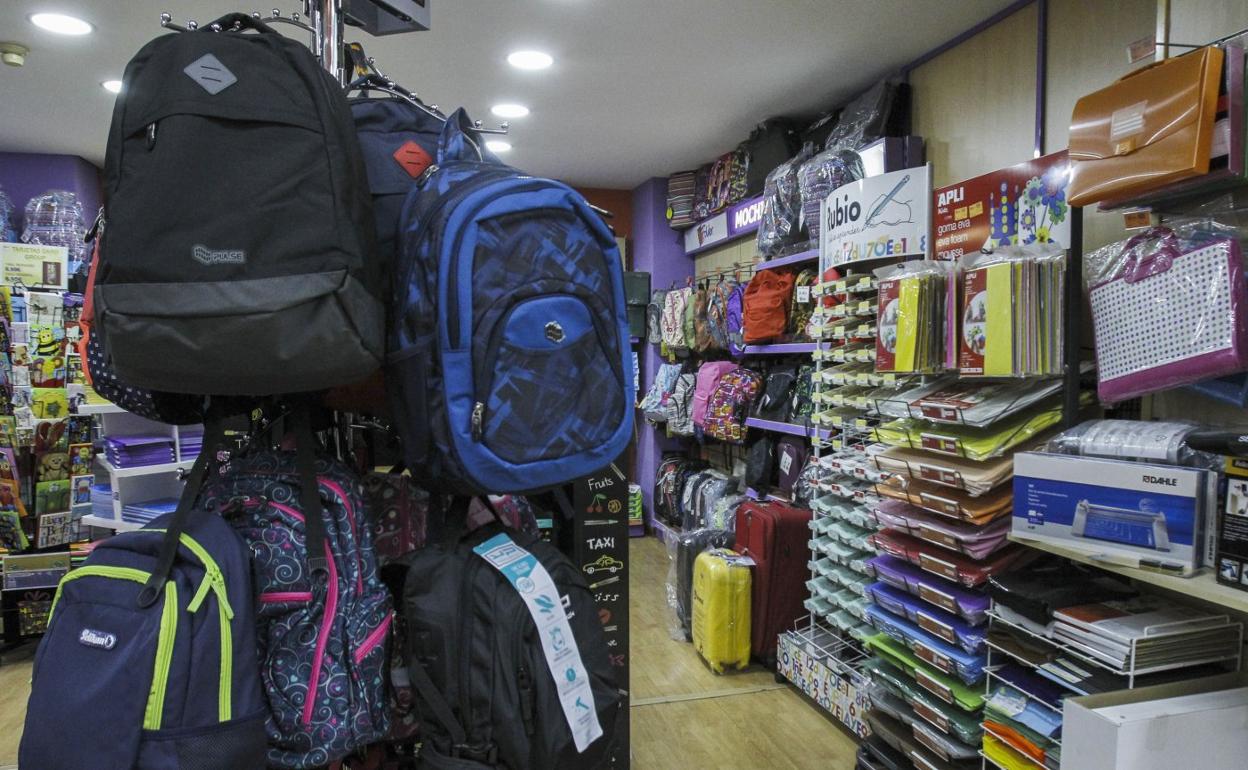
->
[757,143,814,256]
[666,527,736,641]
[0,187,17,243]
[1042,418,1224,471]
[798,147,863,243]
[1084,223,1248,402]
[823,80,907,152]
[22,190,89,279]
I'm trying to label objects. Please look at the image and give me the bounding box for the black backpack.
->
[745,436,775,493]
[753,366,798,421]
[403,524,621,769]
[742,118,800,197]
[96,14,383,396]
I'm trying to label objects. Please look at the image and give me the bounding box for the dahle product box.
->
[1216,457,1248,591]
[1013,452,1215,575]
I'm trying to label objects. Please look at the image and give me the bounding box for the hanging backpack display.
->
[788,268,818,341]
[661,286,692,352]
[706,278,737,351]
[95,14,383,396]
[664,373,699,436]
[646,288,669,345]
[691,361,740,431]
[753,366,798,422]
[745,436,775,493]
[790,364,817,425]
[200,446,393,768]
[20,508,267,769]
[691,282,713,352]
[775,438,808,494]
[639,363,684,423]
[389,109,634,494]
[403,524,621,769]
[655,456,707,526]
[742,269,796,343]
[703,368,763,444]
[726,281,748,357]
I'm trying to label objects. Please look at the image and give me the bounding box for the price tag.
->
[910,752,941,770]
[919,552,960,582]
[914,668,953,705]
[918,584,959,614]
[857,300,872,314]
[918,463,961,487]
[914,641,954,674]
[796,285,811,304]
[878,570,908,590]
[920,433,960,455]
[917,611,957,645]
[879,373,897,385]
[918,404,961,421]
[834,280,848,293]
[912,700,950,733]
[918,492,962,518]
[856,276,873,289]
[917,525,960,551]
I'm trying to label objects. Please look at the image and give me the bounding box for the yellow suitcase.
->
[691,548,752,672]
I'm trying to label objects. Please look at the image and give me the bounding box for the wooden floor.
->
[0,536,861,769]
[628,535,861,769]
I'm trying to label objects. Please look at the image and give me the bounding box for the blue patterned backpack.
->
[389,109,634,493]
[200,437,392,768]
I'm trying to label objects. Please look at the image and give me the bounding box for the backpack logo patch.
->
[183,53,237,95]
[79,628,116,650]
[393,140,432,178]
[193,244,246,265]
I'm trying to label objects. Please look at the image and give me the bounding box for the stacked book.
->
[121,497,179,525]
[105,435,175,468]
[90,482,112,521]
[1051,598,1240,672]
[179,426,205,461]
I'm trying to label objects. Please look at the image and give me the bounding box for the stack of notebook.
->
[90,482,112,521]
[1051,598,1240,671]
[121,497,179,525]
[179,427,204,461]
[105,435,175,468]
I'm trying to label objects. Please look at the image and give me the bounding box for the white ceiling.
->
[0,0,1017,188]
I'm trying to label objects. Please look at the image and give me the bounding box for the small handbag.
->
[1090,227,1248,403]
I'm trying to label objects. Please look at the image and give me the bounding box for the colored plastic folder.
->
[865,604,986,685]
[868,555,990,625]
[867,581,986,654]
[863,633,985,712]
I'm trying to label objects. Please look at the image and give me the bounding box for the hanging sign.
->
[931,151,1071,261]
[683,195,766,255]
[821,165,931,267]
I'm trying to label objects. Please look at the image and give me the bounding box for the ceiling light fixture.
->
[491,103,530,119]
[486,140,512,154]
[506,50,552,71]
[29,12,93,36]
[102,80,122,94]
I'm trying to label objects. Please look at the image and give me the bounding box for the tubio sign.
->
[683,195,766,255]
[820,165,932,267]
[931,150,1071,261]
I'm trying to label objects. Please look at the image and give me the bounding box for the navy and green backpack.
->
[388,109,634,494]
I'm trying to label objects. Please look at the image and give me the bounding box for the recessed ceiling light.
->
[507,50,552,71]
[491,103,530,119]
[102,80,122,94]
[30,12,93,36]
[486,140,512,154]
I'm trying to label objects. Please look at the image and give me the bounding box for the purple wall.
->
[0,153,102,232]
[630,177,694,526]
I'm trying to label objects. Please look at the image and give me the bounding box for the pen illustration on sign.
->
[864,174,913,227]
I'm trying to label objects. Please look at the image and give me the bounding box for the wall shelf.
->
[80,514,143,533]
[744,416,832,440]
[755,247,819,272]
[1008,533,1248,615]
[743,342,822,355]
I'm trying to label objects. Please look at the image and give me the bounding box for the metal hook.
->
[160,11,188,32]
[186,19,199,30]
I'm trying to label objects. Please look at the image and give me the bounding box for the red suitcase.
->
[734,500,812,662]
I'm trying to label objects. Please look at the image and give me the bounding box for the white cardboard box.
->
[1062,674,1248,770]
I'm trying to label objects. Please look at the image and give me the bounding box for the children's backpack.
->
[691,361,740,430]
[661,287,691,351]
[703,368,764,444]
[21,424,268,769]
[790,364,816,424]
[665,373,698,436]
[691,283,713,352]
[683,285,699,349]
[96,14,383,396]
[757,144,814,256]
[696,473,737,530]
[753,366,798,421]
[646,289,669,345]
[691,163,714,221]
[789,268,818,341]
[709,493,747,532]
[726,281,748,357]
[743,270,796,343]
[666,170,697,229]
[639,363,683,423]
[655,456,706,526]
[775,438,808,494]
[403,524,621,769]
[200,448,393,768]
[681,470,718,530]
[389,109,634,494]
[362,469,429,567]
[793,455,829,508]
[706,278,736,351]
[745,436,775,493]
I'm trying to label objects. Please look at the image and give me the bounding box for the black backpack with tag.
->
[403,523,621,769]
[96,13,383,396]
[742,118,800,197]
